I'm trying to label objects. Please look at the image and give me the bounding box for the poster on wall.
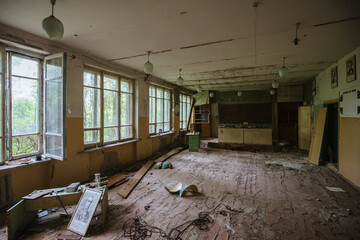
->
[346,55,356,83]
[339,85,360,118]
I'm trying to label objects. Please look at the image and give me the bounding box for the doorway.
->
[323,102,339,166]
[278,102,300,146]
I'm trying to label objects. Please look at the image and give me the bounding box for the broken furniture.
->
[6,185,108,240]
[187,132,200,152]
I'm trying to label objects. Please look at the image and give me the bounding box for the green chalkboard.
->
[219,103,272,124]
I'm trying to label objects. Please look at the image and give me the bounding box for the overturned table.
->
[6,185,108,240]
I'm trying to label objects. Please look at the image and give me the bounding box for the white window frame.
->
[180,93,191,130]
[0,46,66,162]
[83,68,134,149]
[149,84,172,135]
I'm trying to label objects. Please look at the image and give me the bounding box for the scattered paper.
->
[326,187,345,192]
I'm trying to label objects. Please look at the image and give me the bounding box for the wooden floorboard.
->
[3,148,360,240]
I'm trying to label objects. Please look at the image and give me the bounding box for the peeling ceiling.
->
[0,0,359,91]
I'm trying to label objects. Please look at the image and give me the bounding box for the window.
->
[180,94,191,129]
[149,85,171,134]
[83,69,133,147]
[0,49,66,162]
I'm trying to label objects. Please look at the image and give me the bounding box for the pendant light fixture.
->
[42,0,64,39]
[237,91,242,97]
[279,57,289,77]
[270,89,276,95]
[209,92,214,98]
[176,69,184,85]
[272,80,279,89]
[197,81,202,93]
[144,51,153,74]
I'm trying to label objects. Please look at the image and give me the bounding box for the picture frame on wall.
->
[331,66,338,88]
[346,55,356,83]
[68,188,102,236]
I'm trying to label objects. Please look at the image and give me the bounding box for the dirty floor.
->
[1,148,360,240]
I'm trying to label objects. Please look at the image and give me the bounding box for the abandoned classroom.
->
[0,0,360,239]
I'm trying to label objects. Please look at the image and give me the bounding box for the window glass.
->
[12,55,38,78]
[149,85,171,134]
[11,55,40,156]
[83,70,134,146]
[104,75,118,90]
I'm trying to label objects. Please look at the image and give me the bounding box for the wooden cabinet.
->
[194,105,210,123]
[218,128,272,145]
[193,105,211,138]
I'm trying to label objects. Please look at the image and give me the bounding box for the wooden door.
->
[298,106,311,150]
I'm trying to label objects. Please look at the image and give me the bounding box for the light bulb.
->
[237,91,242,96]
[176,76,184,85]
[209,92,214,98]
[272,80,279,89]
[270,89,276,95]
[42,15,64,39]
[144,61,153,74]
[279,66,289,77]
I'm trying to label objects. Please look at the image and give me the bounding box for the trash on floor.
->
[164,182,199,197]
[325,186,345,192]
[154,162,173,169]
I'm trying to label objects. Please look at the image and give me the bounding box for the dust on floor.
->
[2,148,360,240]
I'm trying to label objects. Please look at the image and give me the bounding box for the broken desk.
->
[6,185,108,240]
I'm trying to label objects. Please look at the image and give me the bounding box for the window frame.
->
[180,93,191,130]
[149,84,172,135]
[0,46,5,163]
[83,67,134,149]
[7,52,42,160]
[0,46,66,162]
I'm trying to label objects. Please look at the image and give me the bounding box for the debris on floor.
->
[164,182,199,197]
[326,186,346,192]
[122,203,241,240]
[154,162,173,169]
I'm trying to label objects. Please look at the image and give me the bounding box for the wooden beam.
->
[117,160,154,198]
[118,147,185,198]
[187,99,195,131]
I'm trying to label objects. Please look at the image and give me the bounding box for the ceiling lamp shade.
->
[237,91,242,97]
[176,69,184,85]
[279,57,289,77]
[42,0,64,39]
[272,80,279,89]
[270,89,276,95]
[209,92,214,98]
[144,51,153,74]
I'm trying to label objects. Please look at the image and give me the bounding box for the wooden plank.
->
[154,147,183,163]
[117,160,154,198]
[107,174,129,188]
[298,106,311,150]
[309,108,327,165]
[186,99,195,131]
[7,200,37,240]
[118,147,185,198]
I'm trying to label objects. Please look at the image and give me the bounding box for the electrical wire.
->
[122,203,242,240]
